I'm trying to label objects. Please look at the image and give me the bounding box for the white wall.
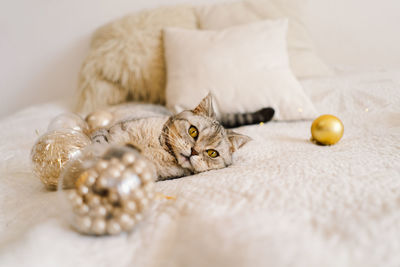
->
[1,0,400,118]
[0,0,226,118]
[306,0,400,68]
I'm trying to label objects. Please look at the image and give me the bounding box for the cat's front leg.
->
[90,128,110,144]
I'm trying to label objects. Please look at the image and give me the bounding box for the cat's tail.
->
[219,107,275,128]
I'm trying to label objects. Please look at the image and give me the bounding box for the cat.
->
[91,94,274,180]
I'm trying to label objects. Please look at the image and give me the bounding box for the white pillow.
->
[196,0,333,79]
[163,20,317,120]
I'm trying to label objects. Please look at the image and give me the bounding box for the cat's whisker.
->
[168,136,187,152]
[165,126,187,150]
[168,138,189,155]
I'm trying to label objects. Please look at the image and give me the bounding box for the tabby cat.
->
[91,94,273,180]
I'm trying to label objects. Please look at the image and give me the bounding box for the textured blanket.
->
[1,69,399,267]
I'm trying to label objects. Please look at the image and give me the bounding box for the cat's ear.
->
[227,130,252,152]
[193,93,216,119]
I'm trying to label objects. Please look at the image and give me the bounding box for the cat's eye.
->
[207,149,219,158]
[188,126,199,139]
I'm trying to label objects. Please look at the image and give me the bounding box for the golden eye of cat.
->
[207,149,219,158]
[188,126,199,139]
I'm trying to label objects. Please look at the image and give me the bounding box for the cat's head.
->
[160,94,251,174]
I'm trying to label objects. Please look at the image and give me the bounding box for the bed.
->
[0,67,399,267]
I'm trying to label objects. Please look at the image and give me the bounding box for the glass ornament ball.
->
[31,129,91,190]
[58,144,157,236]
[48,113,89,134]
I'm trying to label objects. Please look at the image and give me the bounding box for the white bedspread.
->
[1,69,399,267]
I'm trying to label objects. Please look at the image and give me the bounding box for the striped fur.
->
[219,107,275,128]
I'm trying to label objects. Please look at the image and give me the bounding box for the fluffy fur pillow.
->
[76,5,197,113]
[164,20,318,120]
[196,0,332,79]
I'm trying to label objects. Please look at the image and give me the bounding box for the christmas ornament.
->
[311,114,344,145]
[48,113,89,134]
[59,145,156,235]
[31,130,91,190]
[85,110,113,133]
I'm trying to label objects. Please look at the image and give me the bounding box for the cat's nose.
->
[191,147,199,156]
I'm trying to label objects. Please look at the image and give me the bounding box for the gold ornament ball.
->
[85,110,113,133]
[311,114,344,145]
[31,130,91,190]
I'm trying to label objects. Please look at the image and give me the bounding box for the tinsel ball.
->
[59,145,156,236]
[311,114,344,145]
[48,113,89,134]
[31,130,91,190]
